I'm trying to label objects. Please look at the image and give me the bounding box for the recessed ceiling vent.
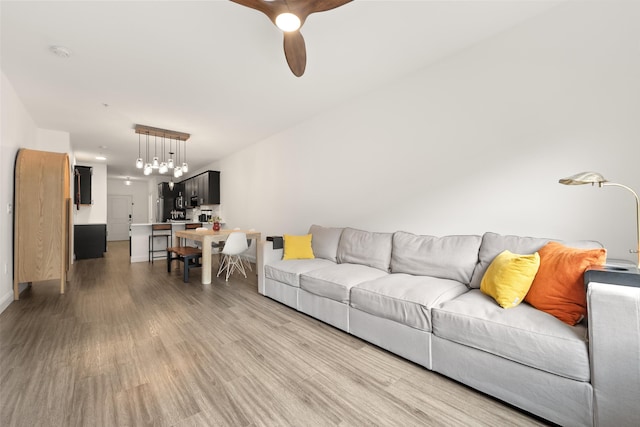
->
[49,45,71,58]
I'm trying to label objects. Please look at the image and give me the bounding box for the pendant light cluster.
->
[134,124,190,178]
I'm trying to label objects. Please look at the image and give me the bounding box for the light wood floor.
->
[0,241,547,426]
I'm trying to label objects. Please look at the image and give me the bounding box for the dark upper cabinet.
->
[205,171,220,205]
[74,165,92,205]
[182,171,220,206]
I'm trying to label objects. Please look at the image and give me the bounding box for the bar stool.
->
[181,222,202,247]
[149,223,172,263]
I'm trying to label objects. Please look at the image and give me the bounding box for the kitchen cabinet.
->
[74,165,92,206]
[74,224,107,259]
[182,171,220,207]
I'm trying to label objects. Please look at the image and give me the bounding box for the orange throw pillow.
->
[525,241,606,325]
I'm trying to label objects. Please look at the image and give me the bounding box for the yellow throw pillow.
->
[481,250,541,309]
[283,234,315,260]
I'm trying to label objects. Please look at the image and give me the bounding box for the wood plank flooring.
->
[0,241,548,426]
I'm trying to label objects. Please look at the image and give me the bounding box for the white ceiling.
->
[1,0,561,180]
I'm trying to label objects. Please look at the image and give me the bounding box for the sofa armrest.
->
[257,239,283,295]
[587,281,640,426]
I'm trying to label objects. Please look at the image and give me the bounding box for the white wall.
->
[73,162,107,224]
[107,178,148,224]
[0,71,72,313]
[217,2,640,263]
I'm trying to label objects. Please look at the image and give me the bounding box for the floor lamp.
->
[559,171,640,268]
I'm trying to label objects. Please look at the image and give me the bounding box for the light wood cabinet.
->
[13,149,71,300]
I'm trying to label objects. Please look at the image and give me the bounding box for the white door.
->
[107,195,132,241]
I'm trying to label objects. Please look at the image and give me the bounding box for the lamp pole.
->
[601,182,640,268]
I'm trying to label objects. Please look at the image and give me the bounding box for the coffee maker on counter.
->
[198,209,212,223]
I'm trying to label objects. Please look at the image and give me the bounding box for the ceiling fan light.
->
[136,158,144,169]
[275,13,301,32]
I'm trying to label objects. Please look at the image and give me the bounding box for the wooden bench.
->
[167,246,202,283]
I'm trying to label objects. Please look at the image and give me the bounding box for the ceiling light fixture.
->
[174,138,182,178]
[168,136,174,169]
[159,134,168,174]
[136,133,143,169]
[182,138,189,173]
[125,177,132,186]
[152,135,160,169]
[134,124,190,177]
[275,12,301,32]
[143,131,152,175]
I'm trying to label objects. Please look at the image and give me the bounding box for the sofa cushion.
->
[308,225,343,262]
[526,242,606,325]
[480,250,540,309]
[391,231,481,284]
[469,232,548,289]
[265,259,336,287]
[300,263,388,303]
[351,274,469,332]
[283,234,315,260]
[336,227,393,272]
[470,232,604,289]
[432,290,590,382]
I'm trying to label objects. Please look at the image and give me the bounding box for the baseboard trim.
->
[0,289,13,314]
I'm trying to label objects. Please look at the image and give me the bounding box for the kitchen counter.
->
[130,222,213,263]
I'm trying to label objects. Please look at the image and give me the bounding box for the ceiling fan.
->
[230,0,353,77]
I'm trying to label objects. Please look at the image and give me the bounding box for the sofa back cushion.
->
[337,227,393,272]
[469,232,603,289]
[308,225,343,262]
[391,231,481,284]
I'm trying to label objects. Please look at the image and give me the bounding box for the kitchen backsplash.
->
[189,205,223,222]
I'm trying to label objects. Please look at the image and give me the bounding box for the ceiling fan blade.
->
[283,31,306,77]
[229,0,278,20]
[295,0,353,18]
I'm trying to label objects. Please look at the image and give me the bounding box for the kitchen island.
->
[130,222,212,263]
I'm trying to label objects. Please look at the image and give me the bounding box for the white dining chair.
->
[216,232,248,281]
[240,228,255,271]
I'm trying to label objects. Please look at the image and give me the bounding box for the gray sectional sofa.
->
[257,225,640,426]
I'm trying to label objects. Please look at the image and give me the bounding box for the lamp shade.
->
[559,171,608,186]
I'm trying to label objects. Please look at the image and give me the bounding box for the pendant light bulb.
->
[182,162,189,173]
[168,138,174,168]
[159,162,168,174]
[136,133,143,168]
[168,180,175,191]
[143,163,152,175]
[152,157,159,169]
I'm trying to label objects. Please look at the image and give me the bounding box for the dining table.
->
[173,228,262,284]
